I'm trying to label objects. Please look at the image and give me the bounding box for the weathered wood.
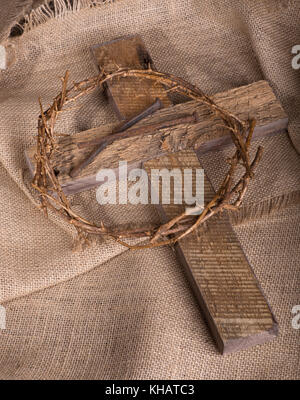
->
[91,35,172,119]
[26,36,280,355]
[69,98,163,178]
[25,80,288,195]
[144,151,278,353]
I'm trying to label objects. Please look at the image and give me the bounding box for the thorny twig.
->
[33,68,263,250]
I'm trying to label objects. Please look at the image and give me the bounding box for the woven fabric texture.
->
[0,0,299,379]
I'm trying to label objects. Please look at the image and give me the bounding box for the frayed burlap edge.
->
[11,0,116,36]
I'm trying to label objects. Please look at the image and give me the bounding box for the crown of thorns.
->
[33,68,262,250]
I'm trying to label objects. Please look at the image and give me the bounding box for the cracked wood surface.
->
[25,80,287,195]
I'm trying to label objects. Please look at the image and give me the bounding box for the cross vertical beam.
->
[144,151,277,353]
[91,35,278,353]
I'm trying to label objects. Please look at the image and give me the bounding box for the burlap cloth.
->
[0,0,299,379]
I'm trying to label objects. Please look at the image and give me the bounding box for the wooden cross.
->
[26,35,287,353]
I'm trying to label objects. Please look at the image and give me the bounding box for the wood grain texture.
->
[25,80,287,195]
[144,150,278,353]
[91,35,172,119]
[26,37,279,355]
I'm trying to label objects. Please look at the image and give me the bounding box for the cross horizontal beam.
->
[25,80,287,195]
